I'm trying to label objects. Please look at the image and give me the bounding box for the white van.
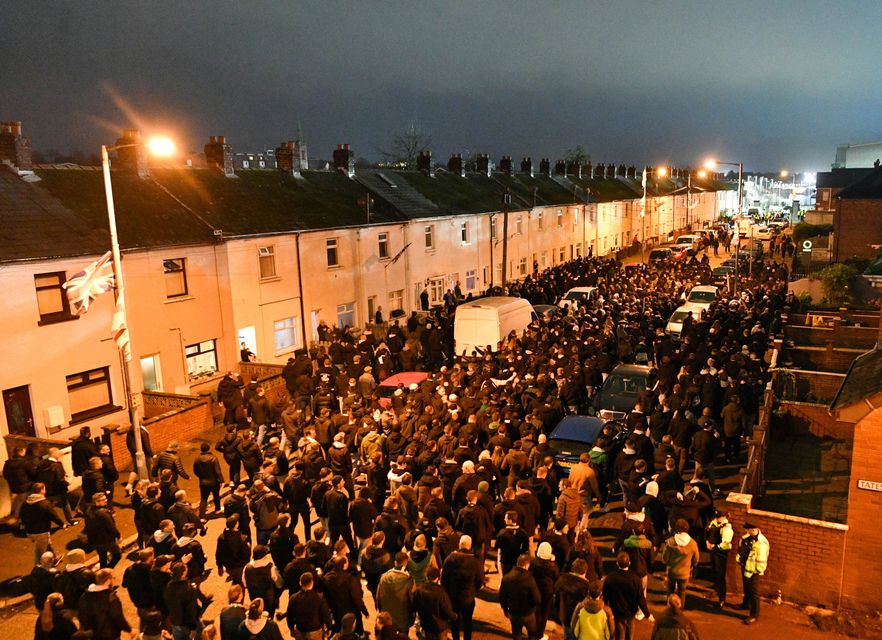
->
[674,234,700,250]
[557,286,598,310]
[454,296,535,357]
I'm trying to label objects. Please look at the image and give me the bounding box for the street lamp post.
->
[101,135,175,479]
[706,159,743,295]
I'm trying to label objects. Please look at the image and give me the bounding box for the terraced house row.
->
[0,123,736,504]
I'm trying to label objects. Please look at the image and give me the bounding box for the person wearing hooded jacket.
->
[650,594,699,640]
[239,598,284,640]
[19,483,64,564]
[570,580,614,640]
[661,519,699,608]
[531,542,561,640]
[376,552,415,633]
[551,558,591,638]
[77,568,131,640]
[499,554,542,640]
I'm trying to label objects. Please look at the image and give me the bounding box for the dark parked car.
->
[648,248,672,262]
[711,265,735,285]
[548,416,606,476]
[591,364,656,421]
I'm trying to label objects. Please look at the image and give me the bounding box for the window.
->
[465,270,476,291]
[460,221,470,244]
[516,216,523,235]
[367,296,377,321]
[66,366,116,423]
[163,258,188,298]
[483,266,489,285]
[326,238,339,267]
[541,251,547,268]
[538,211,544,230]
[518,258,527,276]
[490,218,497,240]
[337,302,356,328]
[573,208,579,225]
[258,246,276,279]
[185,340,218,378]
[34,271,74,324]
[273,316,300,353]
[557,209,563,228]
[389,289,403,311]
[424,225,434,249]
[575,243,582,258]
[378,233,389,259]
[559,246,565,263]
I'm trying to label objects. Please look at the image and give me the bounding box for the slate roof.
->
[354,171,440,218]
[830,345,882,410]
[837,165,882,200]
[0,165,109,261]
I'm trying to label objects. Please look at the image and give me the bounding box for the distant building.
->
[234,149,278,170]
[815,168,872,212]
[833,164,882,261]
[833,141,882,169]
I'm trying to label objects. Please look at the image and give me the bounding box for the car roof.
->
[609,363,653,376]
[673,303,703,314]
[550,415,605,443]
[378,371,429,388]
[564,286,596,293]
[689,285,719,294]
[458,296,531,310]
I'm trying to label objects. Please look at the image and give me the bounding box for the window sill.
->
[275,346,299,357]
[164,295,194,304]
[425,248,436,254]
[187,372,223,386]
[70,404,124,425]
[327,265,344,270]
[38,314,79,327]
[260,276,281,284]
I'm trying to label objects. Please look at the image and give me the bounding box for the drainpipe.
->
[295,232,308,349]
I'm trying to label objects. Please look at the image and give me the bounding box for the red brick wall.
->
[103,398,214,471]
[835,199,882,261]
[724,493,848,607]
[842,407,882,610]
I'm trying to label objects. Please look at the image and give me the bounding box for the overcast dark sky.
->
[2,1,881,171]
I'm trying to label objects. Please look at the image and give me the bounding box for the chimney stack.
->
[276,139,308,177]
[499,155,513,176]
[554,160,566,176]
[605,164,616,179]
[583,161,592,179]
[626,165,636,179]
[539,158,551,176]
[615,164,624,178]
[567,161,582,179]
[417,150,434,176]
[0,121,33,173]
[204,135,235,177]
[333,143,355,178]
[114,129,149,178]
[520,157,533,177]
[476,153,491,177]
[595,163,605,179]
[447,153,465,177]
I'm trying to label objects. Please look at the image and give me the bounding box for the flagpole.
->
[102,144,148,479]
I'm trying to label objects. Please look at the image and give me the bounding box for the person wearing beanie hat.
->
[531,542,560,639]
[59,548,93,610]
[661,519,700,608]
[440,533,482,640]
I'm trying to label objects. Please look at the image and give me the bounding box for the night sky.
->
[2,1,881,171]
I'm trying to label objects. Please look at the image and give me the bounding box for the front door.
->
[3,385,35,437]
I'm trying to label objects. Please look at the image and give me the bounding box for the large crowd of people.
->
[9,243,785,640]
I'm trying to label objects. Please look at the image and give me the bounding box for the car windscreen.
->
[564,291,588,300]
[669,311,691,322]
[687,291,716,303]
[548,438,594,456]
[377,386,399,398]
[602,373,646,395]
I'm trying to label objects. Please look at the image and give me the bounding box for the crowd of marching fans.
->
[9,248,787,640]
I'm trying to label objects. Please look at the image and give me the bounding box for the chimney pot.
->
[0,120,32,171]
[333,144,355,177]
[205,135,235,177]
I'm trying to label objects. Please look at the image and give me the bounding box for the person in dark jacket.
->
[84,492,121,568]
[28,551,59,611]
[77,569,131,640]
[601,553,652,640]
[138,485,166,547]
[219,584,247,640]
[216,514,252,585]
[173,522,208,582]
[151,442,190,482]
[238,431,263,482]
[57,549,94,612]
[499,555,541,640]
[70,427,98,478]
[20,483,64,563]
[411,565,457,640]
[286,572,334,639]
[283,464,312,541]
[224,484,252,540]
[531,542,561,639]
[149,555,173,617]
[2,446,33,527]
[122,547,156,614]
[324,475,355,551]
[360,531,393,600]
[268,513,298,571]
[35,449,76,525]
[350,487,379,553]
[217,372,244,427]
[244,546,284,617]
[193,442,224,518]
[164,562,203,640]
[125,425,154,477]
[34,592,77,640]
[168,489,204,537]
[650,594,700,640]
[323,556,369,633]
[441,535,482,640]
[551,558,590,631]
[216,426,243,487]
